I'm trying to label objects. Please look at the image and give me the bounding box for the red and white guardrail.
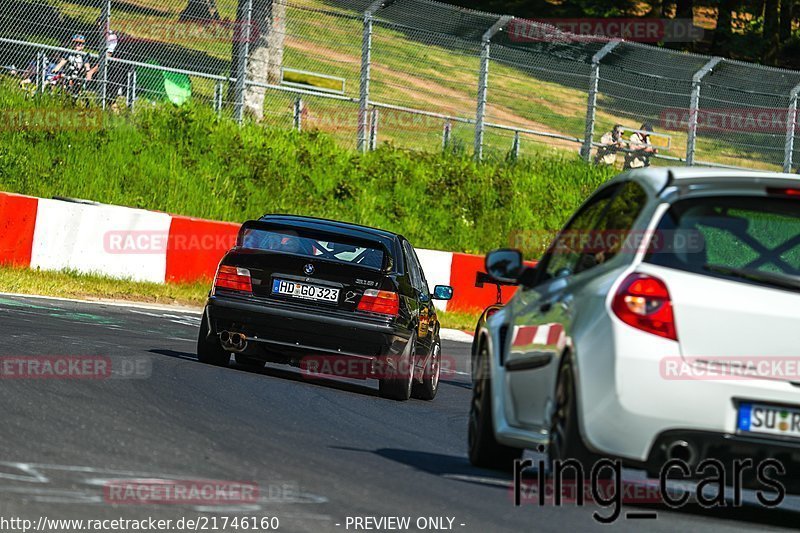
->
[0,192,519,312]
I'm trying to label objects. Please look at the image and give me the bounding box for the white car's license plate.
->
[738,402,800,438]
[272,279,339,303]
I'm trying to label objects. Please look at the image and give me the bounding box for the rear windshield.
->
[645,196,800,290]
[240,228,386,269]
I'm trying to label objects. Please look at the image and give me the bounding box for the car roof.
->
[609,167,800,194]
[258,214,403,244]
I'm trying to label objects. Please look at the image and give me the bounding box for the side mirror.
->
[432,285,454,301]
[485,248,524,284]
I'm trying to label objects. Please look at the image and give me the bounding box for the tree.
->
[780,0,793,42]
[712,0,738,55]
[228,0,286,120]
[763,0,780,64]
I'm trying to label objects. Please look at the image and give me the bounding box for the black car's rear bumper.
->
[204,294,412,359]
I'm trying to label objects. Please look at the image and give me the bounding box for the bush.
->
[0,79,614,256]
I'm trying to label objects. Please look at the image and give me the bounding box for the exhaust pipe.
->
[665,439,696,465]
[220,331,248,353]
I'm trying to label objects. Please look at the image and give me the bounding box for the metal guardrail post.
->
[581,39,620,162]
[234,0,253,123]
[442,120,452,151]
[368,107,379,150]
[784,83,800,173]
[687,57,723,166]
[293,97,303,131]
[98,0,111,109]
[358,1,384,153]
[474,15,512,161]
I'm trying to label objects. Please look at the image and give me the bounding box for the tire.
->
[196,312,230,367]
[379,333,416,401]
[234,354,264,370]
[412,338,441,401]
[548,358,606,478]
[468,344,523,470]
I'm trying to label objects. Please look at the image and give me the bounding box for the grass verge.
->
[0,265,481,331]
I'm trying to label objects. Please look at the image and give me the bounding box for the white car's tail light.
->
[611,273,677,341]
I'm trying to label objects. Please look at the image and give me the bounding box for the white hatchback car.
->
[469,168,800,482]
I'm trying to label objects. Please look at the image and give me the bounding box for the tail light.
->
[767,187,800,197]
[357,289,399,316]
[611,273,677,341]
[214,265,252,293]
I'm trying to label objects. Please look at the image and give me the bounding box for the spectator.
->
[594,124,625,166]
[52,34,91,81]
[624,122,658,170]
[87,16,118,83]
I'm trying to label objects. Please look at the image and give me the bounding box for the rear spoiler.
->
[236,220,394,272]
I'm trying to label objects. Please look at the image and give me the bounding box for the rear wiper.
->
[703,264,800,292]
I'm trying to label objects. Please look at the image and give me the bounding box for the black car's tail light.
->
[357,290,399,316]
[214,265,253,293]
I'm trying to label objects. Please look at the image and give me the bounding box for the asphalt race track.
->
[0,293,797,532]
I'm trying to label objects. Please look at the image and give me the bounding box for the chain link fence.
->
[3,0,800,172]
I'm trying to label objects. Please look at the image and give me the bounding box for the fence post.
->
[686,57,722,166]
[126,69,137,110]
[474,15,512,161]
[214,80,223,115]
[368,107,379,150]
[35,50,44,93]
[293,97,304,131]
[581,39,620,162]
[784,83,800,173]
[511,131,520,160]
[442,120,452,151]
[98,0,111,109]
[358,1,383,153]
[234,0,253,124]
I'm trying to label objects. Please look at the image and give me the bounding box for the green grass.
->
[0,264,481,330]
[0,79,614,257]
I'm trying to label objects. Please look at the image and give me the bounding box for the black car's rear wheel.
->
[196,312,230,367]
[379,333,415,401]
[468,345,523,470]
[412,338,440,401]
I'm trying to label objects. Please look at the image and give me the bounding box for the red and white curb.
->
[0,192,520,312]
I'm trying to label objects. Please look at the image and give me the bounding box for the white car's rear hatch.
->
[643,188,800,383]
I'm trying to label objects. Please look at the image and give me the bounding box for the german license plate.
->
[737,402,800,438]
[272,279,339,303]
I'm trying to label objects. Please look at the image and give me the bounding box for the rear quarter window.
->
[645,196,800,286]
